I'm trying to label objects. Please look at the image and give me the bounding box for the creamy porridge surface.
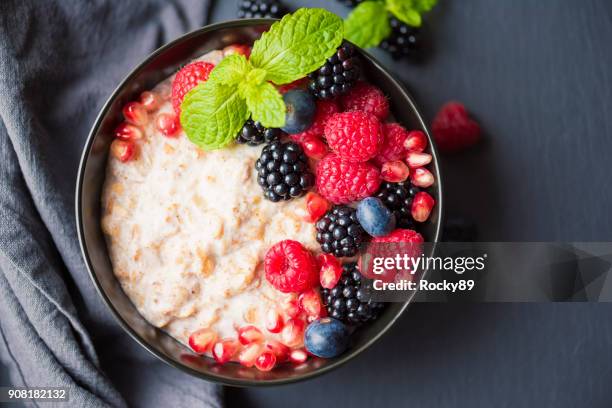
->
[101,50,318,348]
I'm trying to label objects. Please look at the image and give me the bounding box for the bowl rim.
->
[75,18,444,387]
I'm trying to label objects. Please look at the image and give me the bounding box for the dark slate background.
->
[2,1,611,407]
[211,0,612,407]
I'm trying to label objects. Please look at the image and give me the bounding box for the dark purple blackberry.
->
[336,0,366,7]
[380,17,422,59]
[237,0,284,19]
[308,42,360,100]
[315,206,367,257]
[236,119,283,146]
[321,262,384,325]
[375,181,420,229]
[255,141,314,202]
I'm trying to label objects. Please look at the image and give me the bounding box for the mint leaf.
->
[208,54,250,85]
[386,0,422,26]
[242,81,285,128]
[180,80,248,150]
[345,1,391,49]
[250,8,344,85]
[412,0,437,13]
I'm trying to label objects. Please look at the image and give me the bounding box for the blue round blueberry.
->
[304,317,350,358]
[281,89,316,134]
[356,197,396,237]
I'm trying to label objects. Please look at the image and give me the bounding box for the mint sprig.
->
[345,0,437,49]
[180,8,344,151]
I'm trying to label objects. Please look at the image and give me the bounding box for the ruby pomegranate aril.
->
[255,351,277,372]
[110,140,135,162]
[411,167,435,188]
[139,91,160,111]
[156,112,180,137]
[122,101,148,126]
[238,325,264,345]
[301,135,328,160]
[265,308,284,333]
[188,328,218,354]
[404,130,428,153]
[406,152,432,168]
[411,191,435,222]
[238,343,263,368]
[212,339,239,364]
[305,192,330,223]
[289,348,308,364]
[381,160,410,183]
[318,253,342,289]
[114,122,143,141]
[298,289,322,318]
[264,340,290,361]
[281,318,305,348]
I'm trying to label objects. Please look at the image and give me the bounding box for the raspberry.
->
[290,99,339,142]
[372,228,424,244]
[341,81,390,121]
[324,112,383,162]
[431,102,481,152]
[264,240,318,293]
[374,123,410,166]
[316,154,381,204]
[171,61,215,116]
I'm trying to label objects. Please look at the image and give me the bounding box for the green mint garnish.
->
[250,8,344,85]
[180,8,344,151]
[345,0,437,49]
[344,1,391,49]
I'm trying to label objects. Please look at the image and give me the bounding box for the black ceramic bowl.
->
[76,19,443,386]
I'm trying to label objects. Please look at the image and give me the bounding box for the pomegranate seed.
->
[188,328,218,354]
[114,122,143,141]
[255,351,277,372]
[404,130,428,152]
[318,254,342,289]
[265,309,284,334]
[212,339,240,364]
[411,167,435,188]
[156,112,180,137]
[223,44,252,58]
[282,296,301,318]
[406,152,432,168]
[237,325,264,345]
[139,91,160,111]
[238,343,263,368]
[289,348,308,364]
[281,318,305,348]
[122,101,148,126]
[110,140,135,162]
[381,160,410,182]
[305,192,330,223]
[301,135,328,160]
[298,289,322,318]
[411,191,435,223]
[264,340,290,361]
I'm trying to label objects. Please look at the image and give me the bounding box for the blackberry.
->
[321,262,384,325]
[308,42,360,100]
[255,141,314,202]
[380,17,422,60]
[237,0,285,19]
[236,119,283,146]
[316,206,367,257]
[375,181,420,229]
[336,0,366,7]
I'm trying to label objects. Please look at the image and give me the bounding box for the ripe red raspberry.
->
[324,111,383,162]
[374,123,411,165]
[431,101,481,152]
[341,81,390,120]
[171,61,215,116]
[371,229,424,244]
[290,99,339,142]
[264,240,318,293]
[316,154,381,204]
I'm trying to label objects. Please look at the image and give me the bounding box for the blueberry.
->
[356,197,396,237]
[304,318,350,358]
[281,90,316,134]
